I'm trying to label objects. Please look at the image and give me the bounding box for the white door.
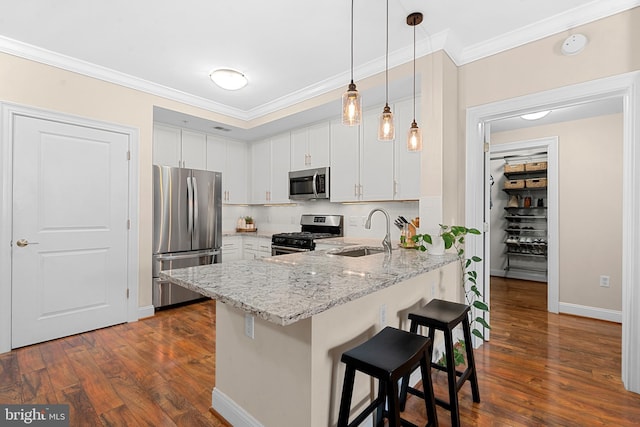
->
[12,114,130,348]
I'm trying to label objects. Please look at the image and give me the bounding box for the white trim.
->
[137,305,155,320]
[0,102,140,354]
[465,71,640,394]
[212,387,264,427]
[559,303,622,324]
[488,137,559,314]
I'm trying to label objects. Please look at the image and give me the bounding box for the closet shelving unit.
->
[502,157,548,275]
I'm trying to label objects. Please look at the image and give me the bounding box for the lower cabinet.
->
[222,236,243,262]
[242,236,272,260]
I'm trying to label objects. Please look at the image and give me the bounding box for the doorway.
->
[465,71,640,393]
[0,103,141,353]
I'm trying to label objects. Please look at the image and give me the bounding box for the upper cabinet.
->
[206,135,248,204]
[290,121,330,171]
[152,124,206,169]
[330,98,420,202]
[250,132,291,204]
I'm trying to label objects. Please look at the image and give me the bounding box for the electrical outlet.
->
[431,282,436,297]
[244,314,255,339]
[600,275,610,288]
[349,216,358,227]
[379,304,387,326]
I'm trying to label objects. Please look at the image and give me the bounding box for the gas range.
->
[271,215,343,255]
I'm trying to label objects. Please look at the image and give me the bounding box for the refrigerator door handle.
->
[192,176,199,239]
[187,176,194,235]
[154,249,221,261]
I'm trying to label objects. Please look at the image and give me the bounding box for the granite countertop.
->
[161,245,458,326]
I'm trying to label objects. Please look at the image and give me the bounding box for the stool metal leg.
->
[338,366,356,427]
[462,317,481,403]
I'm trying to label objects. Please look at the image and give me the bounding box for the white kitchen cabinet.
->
[250,133,291,204]
[206,135,248,204]
[392,98,420,200]
[329,98,420,202]
[222,236,243,262]
[360,109,395,201]
[152,123,207,169]
[242,236,271,259]
[330,119,360,202]
[291,121,330,171]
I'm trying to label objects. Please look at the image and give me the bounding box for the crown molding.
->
[455,0,640,65]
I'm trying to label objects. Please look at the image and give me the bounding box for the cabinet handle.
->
[393,180,398,196]
[359,185,363,197]
[354,184,358,197]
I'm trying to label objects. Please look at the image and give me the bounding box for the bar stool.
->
[399,299,480,427]
[337,326,438,427]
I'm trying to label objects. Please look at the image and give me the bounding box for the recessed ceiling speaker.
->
[561,34,588,55]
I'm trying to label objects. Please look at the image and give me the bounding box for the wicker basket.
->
[525,161,547,172]
[525,178,547,188]
[504,163,525,173]
[504,179,525,189]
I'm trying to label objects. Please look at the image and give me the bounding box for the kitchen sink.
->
[331,247,386,257]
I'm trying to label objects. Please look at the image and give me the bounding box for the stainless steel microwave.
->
[288,167,330,200]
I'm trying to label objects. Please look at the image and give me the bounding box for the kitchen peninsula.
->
[160,244,459,427]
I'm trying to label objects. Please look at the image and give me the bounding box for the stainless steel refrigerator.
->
[152,165,222,308]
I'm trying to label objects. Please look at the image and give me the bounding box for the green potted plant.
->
[244,216,254,229]
[412,225,490,340]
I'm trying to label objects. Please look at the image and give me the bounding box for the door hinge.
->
[127,219,131,229]
[126,288,130,299]
[483,142,490,153]
[483,222,489,232]
[126,150,131,160]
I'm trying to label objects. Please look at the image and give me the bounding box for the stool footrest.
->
[346,397,384,427]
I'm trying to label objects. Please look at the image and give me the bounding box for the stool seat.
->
[338,327,437,427]
[400,299,480,427]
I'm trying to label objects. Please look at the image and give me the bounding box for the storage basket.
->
[525,178,547,188]
[504,179,525,189]
[525,161,547,172]
[504,163,525,173]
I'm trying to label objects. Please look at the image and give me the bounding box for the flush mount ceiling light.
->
[407,12,423,152]
[342,0,362,126]
[521,110,551,120]
[209,69,248,90]
[561,34,588,56]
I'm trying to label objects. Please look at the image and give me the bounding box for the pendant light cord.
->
[385,0,389,104]
[412,19,416,121]
[350,0,354,84]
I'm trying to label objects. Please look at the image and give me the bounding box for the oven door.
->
[271,245,311,256]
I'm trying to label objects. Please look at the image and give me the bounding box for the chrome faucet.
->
[365,208,392,256]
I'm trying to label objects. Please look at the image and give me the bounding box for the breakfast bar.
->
[160,246,459,427]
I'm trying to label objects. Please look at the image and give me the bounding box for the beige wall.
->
[492,114,623,311]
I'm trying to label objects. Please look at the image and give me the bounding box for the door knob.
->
[16,239,38,247]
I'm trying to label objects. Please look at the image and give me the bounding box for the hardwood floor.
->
[2,278,640,426]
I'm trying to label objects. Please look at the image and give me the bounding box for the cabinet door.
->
[290,128,309,171]
[269,132,291,203]
[222,236,243,262]
[330,119,360,202]
[250,139,270,204]
[206,135,227,174]
[393,98,420,200]
[181,130,207,169]
[153,124,181,167]
[360,109,394,201]
[226,141,248,204]
[307,122,330,168]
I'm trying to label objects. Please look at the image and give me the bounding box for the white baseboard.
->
[559,302,622,323]
[490,268,547,282]
[137,305,155,320]
[212,387,264,427]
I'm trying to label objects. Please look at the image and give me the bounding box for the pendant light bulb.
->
[378,0,394,141]
[378,104,395,140]
[342,0,361,126]
[407,120,422,152]
[406,12,423,152]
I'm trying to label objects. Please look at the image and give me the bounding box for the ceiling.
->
[0,0,636,140]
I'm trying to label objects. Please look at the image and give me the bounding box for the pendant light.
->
[377,0,394,141]
[342,0,361,126]
[407,12,423,152]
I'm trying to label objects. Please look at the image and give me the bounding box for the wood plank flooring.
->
[2,277,640,426]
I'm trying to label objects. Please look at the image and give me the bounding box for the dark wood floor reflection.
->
[1,277,640,426]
